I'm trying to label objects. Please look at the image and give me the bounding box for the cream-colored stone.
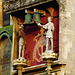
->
[59,0,75,75]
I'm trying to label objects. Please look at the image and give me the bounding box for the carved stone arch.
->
[54,0,66,12]
[0,32,12,75]
[0,32,11,40]
[55,0,65,5]
[55,0,61,5]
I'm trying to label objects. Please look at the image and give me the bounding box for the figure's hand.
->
[37,23,42,26]
[38,23,41,25]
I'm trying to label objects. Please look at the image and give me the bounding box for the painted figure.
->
[37,17,54,53]
[19,25,26,58]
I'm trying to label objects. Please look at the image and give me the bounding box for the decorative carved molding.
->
[3,0,53,13]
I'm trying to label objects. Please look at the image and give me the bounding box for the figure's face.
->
[48,17,51,22]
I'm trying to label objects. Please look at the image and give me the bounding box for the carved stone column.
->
[0,0,3,28]
[42,52,58,75]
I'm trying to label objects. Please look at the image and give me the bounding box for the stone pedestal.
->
[42,52,58,75]
[12,58,30,75]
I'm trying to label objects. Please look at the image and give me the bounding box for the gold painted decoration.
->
[33,28,46,62]
[47,7,54,17]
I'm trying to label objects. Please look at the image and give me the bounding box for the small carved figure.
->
[37,17,54,53]
[19,25,26,58]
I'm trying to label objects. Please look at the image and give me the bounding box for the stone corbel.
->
[12,58,30,75]
[42,52,58,75]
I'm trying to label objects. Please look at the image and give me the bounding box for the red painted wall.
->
[20,7,59,66]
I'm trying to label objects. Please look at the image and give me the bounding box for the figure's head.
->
[19,25,23,36]
[48,17,53,22]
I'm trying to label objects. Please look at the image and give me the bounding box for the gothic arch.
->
[0,32,11,41]
[0,31,12,75]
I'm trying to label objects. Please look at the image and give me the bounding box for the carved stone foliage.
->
[3,0,53,12]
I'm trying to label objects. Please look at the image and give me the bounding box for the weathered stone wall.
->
[58,0,75,75]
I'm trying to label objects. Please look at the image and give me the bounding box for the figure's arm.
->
[37,23,42,27]
[37,23,48,29]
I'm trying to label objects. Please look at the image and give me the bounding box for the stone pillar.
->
[0,0,3,28]
[17,66,23,75]
[57,0,75,75]
[12,16,20,60]
[42,52,58,75]
[10,15,13,25]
